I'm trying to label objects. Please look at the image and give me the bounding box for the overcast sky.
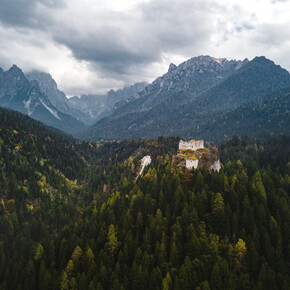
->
[0,0,289,96]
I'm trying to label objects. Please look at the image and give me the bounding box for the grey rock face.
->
[26,71,86,122]
[0,65,85,134]
[26,71,69,112]
[69,82,148,125]
[26,70,148,126]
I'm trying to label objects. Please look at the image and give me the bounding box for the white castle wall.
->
[186,159,199,170]
[179,140,204,151]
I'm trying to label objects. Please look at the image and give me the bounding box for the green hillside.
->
[0,108,289,289]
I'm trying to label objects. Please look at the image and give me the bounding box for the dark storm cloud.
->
[54,26,161,75]
[0,0,65,28]
[1,0,290,95]
[1,0,215,78]
[52,0,215,76]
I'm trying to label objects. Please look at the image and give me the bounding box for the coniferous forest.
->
[0,108,289,290]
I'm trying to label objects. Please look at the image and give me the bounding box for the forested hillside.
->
[0,108,289,289]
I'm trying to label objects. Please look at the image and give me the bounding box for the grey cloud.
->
[254,24,290,46]
[52,0,215,77]
[0,0,232,88]
[271,0,288,3]
[1,0,290,95]
[54,26,161,75]
[0,0,65,28]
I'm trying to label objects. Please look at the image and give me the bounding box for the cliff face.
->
[0,65,86,134]
[70,82,148,125]
[26,71,87,123]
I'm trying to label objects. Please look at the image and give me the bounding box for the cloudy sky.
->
[0,0,289,96]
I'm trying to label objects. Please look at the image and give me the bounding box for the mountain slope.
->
[0,107,86,178]
[1,127,290,289]
[26,71,86,122]
[0,65,86,134]
[83,56,290,141]
[198,87,290,142]
[111,55,248,118]
[69,82,148,125]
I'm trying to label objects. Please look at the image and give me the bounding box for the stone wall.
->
[186,159,199,170]
[179,140,204,151]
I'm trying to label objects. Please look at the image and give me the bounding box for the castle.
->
[174,139,220,171]
[179,139,204,151]
[178,140,204,170]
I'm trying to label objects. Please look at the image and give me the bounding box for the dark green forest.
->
[0,108,289,289]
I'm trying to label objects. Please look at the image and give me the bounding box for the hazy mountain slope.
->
[83,56,290,141]
[0,65,85,134]
[69,82,148,125]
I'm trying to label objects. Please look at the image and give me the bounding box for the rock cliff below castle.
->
[173,140,221,171]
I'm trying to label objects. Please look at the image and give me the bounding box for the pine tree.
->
[106,224,120,258]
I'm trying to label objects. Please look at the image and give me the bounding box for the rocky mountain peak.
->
[27,71,57,90]
[9,64,22,72]
[107,89,116,97]
[251,56,275,66]
[0,65,29,99]
[131,55,249,112]
[7,64,27,80]
[168,63,177,73]
[180,55,248,71]
[26,70,75,116]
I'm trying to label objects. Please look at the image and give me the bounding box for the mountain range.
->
[0,55,290,141]
[69,81,148,125]
[81,56,290,142]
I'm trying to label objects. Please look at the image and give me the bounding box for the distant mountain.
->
[82,56,290,141]
[26,70,147,125]
[0,65,85,134]
[69,82,148,125]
